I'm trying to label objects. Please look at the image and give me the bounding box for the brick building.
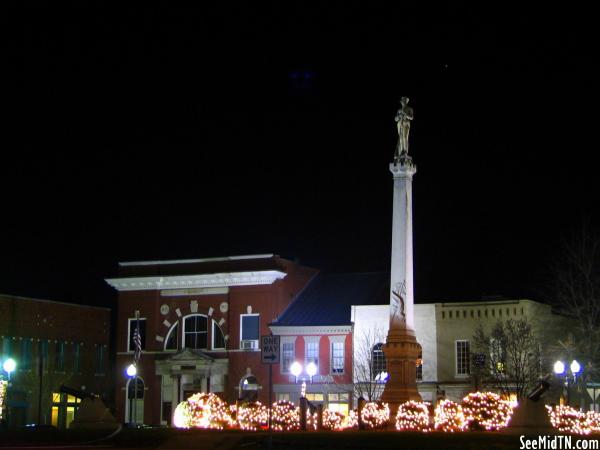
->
[106,254,316,426]
[0,293,111,428]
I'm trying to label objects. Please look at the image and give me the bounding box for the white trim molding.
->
[270,325,352,336]
[105,270,287,291]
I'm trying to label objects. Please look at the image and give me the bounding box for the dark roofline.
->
[269,269,320,326]
[0,293,111,311]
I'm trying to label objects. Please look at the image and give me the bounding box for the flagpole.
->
[134,310,140,426]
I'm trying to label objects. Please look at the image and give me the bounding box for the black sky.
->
[1,3,598,307]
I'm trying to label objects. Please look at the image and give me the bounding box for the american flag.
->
[133,324,142,363]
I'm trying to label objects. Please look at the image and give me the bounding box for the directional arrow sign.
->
[261,335,280,364]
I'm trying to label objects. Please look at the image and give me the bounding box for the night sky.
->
[2,4,598,308]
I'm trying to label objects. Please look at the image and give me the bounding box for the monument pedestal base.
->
[380,325,422,415]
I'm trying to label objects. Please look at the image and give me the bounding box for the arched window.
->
[239,374,258,401]
[212,320,226,350]
[372,343,386,380]
[126,377,144,424]
[183,315,208,350]
[164,323,179,351]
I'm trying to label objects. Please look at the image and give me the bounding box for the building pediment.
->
[165,348,214,362]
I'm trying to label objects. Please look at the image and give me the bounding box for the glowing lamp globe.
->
[570,360,581,375]
[553,361,565,375]
[306,362,317,378]
[290,362,302,378]
[126,364,137,377]
[3,358,16,374]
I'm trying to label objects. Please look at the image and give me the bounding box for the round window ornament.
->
[220,302,228,313]
[160,304,170,315]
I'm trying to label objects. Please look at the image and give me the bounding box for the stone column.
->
[381,115,422,411]
[171,375,179,426]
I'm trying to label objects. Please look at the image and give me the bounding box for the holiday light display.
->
[271,400,300,431]
[360,402,390,429]
[0,380,7,421]
[237,401,269,431]
[395,401,430,432]
[461,392,514,431]
[546,405,596,435]
[345,409,359,429]
[322,409,346,431]
[172,392,232,429]
[434,399,467,432]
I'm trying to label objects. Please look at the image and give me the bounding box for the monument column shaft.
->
[389,162,416,329]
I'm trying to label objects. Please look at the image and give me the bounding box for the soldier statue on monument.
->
[395,97,414,157]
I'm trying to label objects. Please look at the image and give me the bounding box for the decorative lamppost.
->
[553,359,581,406]
[290,361,319,431]
[126,364,137,426]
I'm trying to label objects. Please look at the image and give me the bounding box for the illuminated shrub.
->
[271,400,300,431]
[434,399,467,432]
[237,401,268,431]
[395,401,430,432]
[322,409,346,431]
[0,380,8,421]
[546,405,594,435]
[461,392,513,431]
[173,392,232,430]
[345,410,359,429]
[361,402,390,429]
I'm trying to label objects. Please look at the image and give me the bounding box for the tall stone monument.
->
[380,97,422,409]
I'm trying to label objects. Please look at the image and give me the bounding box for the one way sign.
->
[261,335,280,364]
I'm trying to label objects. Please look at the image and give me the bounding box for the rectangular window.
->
[305,341,319,369]
[212,320,226,350]
[95,345,105,374]
[1,337,11,360]
[331,342,344,374]
[456,340,470,376]
[305,393,324,402]
[73,343,80,373]
[21,339,32,371]
[282,342,294,374]
[128,318,147,352]
[277,393,290,402]
[55,341,65,372]
[41,340,49,372]
[240,314,259,349]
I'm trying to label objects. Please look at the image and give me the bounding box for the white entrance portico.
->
[155,348,228,425]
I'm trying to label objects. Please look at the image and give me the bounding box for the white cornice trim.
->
[105,270,286,292]
[119,254,275,267]
[270,325,352,335]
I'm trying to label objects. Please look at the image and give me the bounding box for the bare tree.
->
[550,225,600,379]
[353,327,387,401]
[471,319,543,400]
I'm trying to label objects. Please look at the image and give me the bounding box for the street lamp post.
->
[554,359,581,406]
[290,361,319,431]
[126,364,137,426]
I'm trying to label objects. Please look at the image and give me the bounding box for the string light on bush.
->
[322,409,346,431]
[395,401,430,432]
[237,401,269,431]
[344,409,359,429]
[434,399,467,432]
[0,380,8,421]
[172,392,232,429]
[360,402,390,429]
[461,392,514,431]
[271,400,300,431]
[546,405,594,435]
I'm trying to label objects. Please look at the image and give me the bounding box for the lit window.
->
[183,315,208,349]
[128,318,146,352]
[240,314,259,349]
[305,393,324,402]
[212,321,226,350]
[282,342,295,374]
[456,340,470,376]
[371,343,386,380]
[165,323,179,351]
[305,341,319,368]
[490,338,506,374]
[328,393,349,415]
[331,342,344,374]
